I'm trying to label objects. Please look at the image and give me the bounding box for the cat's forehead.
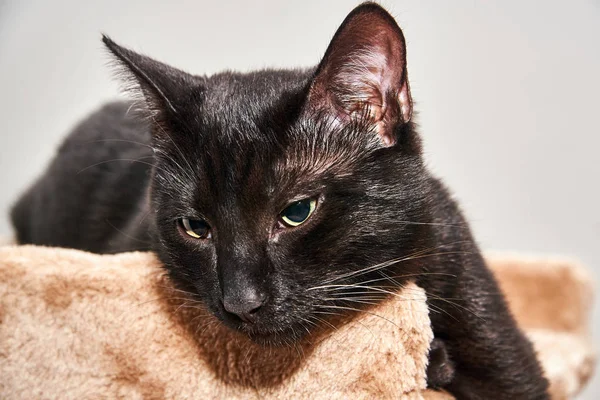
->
[192,69,312,150]
[167,69,377,194]
[194,69,374,153]
[199,69,312,118]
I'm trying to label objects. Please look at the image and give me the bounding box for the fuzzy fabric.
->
[0,245,594,399]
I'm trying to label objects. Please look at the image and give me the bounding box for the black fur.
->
[426,338,455,389]
[11,3,549,399]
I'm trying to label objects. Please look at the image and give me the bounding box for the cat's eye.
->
[179,218,211,239]
[280,198,317,227]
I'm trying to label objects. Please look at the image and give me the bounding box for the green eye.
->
[280,198,317,227]
[179,218,211,239]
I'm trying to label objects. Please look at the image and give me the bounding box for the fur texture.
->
[10,3,551,398]
[0,245,594,399]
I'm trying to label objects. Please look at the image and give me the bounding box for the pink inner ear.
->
[330,48,391,117]
[307,5,413,146]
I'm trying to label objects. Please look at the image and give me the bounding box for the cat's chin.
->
[243,327,307,347]
[217,317,310,347]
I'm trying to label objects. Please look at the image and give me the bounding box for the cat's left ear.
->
[102,35,198,121]
[306,4,412,146]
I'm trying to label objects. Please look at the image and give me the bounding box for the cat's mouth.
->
[215,308,308,346]
[206,296,309,346]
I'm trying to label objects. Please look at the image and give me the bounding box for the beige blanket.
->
[0,245,594,399]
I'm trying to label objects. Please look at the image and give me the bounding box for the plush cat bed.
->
[0,245,594,399]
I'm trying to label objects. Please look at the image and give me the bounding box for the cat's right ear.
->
[102,35,198,120]
[305,4,412,147]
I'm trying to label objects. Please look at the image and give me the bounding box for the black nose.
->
[222,290,267,323]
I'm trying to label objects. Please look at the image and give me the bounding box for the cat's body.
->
[12,101,154,254]
[11,4,549,399]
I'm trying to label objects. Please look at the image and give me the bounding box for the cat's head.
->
[104,3,432,345]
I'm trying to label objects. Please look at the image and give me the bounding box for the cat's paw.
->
[426,338,455,389]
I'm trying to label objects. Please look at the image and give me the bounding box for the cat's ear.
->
[102,35,197,119]
[306,4,412,146]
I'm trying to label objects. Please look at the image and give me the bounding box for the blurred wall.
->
[1,0,598,397]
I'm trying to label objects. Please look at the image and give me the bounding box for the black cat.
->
[11,3,549,399]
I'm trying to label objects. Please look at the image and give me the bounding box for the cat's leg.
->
[426,254,550,400]
[426,337,455,389]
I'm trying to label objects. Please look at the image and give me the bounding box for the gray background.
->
[1,0,598,397]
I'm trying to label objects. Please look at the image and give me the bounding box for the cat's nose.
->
[222,290,267,324]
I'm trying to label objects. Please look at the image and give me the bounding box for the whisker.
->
[156,285,198,297]
[326,289,461,303]
[315,284,434,307]
[316,304,400,330]
[396,220,467,228]
[319,271,458,290]
[138,209,153,226]
[298,317,316,336]
[174,299,203,314]
[125,101,138,116]
[379,270,401,287]
[293,342,304,360]
[318,243,471,285]
[321,297,383,305]
[84,138,155,151]
[321,283,479,322]
[77,157,157,174]
[119,295,197,322]
[310,313,341,330]
[104,218,151,245]
[426,293,485,321]
[311,283,415,295]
